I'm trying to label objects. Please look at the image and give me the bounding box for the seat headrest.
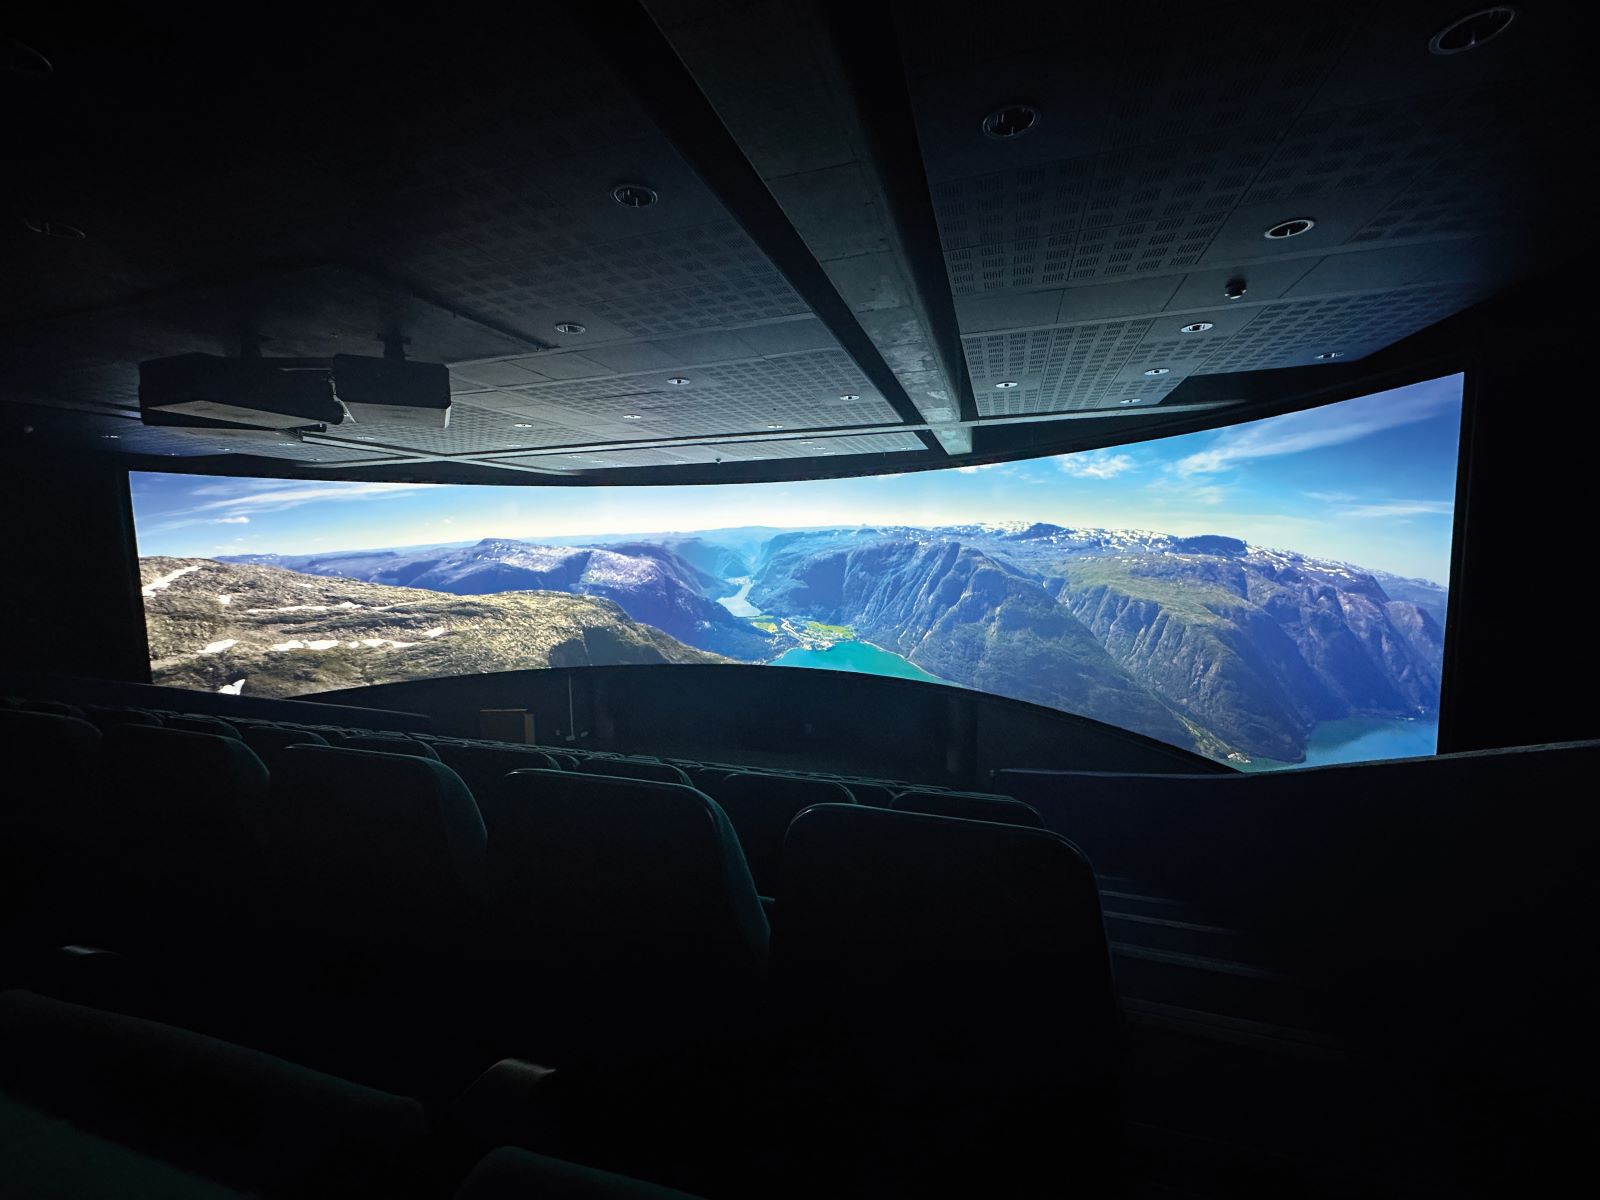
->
[492,769,767,971]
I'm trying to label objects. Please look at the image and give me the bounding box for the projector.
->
[139,354,345,430]
[331,355,451,429]
[139,352,452,433]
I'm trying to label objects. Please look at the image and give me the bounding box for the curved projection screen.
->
[130,374,1462,770]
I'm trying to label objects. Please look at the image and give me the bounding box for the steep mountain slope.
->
[141,557,726,698]
[751,537,1200,751]
[751,525,1446,762]
[223,539,772,659]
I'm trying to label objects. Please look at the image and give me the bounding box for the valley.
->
[191,521,1448,765]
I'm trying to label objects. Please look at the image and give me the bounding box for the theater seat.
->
[576,758,692,787]
[891,789,1044,828]
[166,714,242,739]
[264,746,485,954]
[83,704,164,731]
[257,746,488,1095]
[93,725,271,958]
[433,742,561,802]
[336,732,442,759]
[772,804,1121,1195]
[0,711,102,963]
[0,990,429,1199]
[453,1147,706,1199]
[484,770,768,1068]
[702,772,856,896]
[240,724,330,771]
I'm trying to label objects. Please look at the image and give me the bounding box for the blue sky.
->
[129,373,1464,583]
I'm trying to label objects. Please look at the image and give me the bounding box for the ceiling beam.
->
[643,0,977,454]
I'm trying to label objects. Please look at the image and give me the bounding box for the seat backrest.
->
[487,769,767,979]
[577,757,692,787]
[0,989,429,1199]
[838,780,898,808]
[486,770,768,1059]
[335,733,441,760]
[166,714,242,739]
[17,698,85,719]
[96,725,271,951]
[432,742,560,802]
[240,725,330,771]
[84,705,165,731]
[0,711,103,938]
[891,789,1044,828]
[702,773,856,896]
[453,1147,705,1199]
[265,746,486,954]
[775,804,1118,1076]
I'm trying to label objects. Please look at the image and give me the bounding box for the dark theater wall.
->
[0,449,149,684]
[1438,314,1600,754]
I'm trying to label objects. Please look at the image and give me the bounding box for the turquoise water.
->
[772,640,949,685]
[1234,716,1441,772]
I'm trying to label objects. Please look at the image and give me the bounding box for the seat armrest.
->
[455,1058,565,1156]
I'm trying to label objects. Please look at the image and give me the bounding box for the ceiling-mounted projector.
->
[139,352,452,433]
[139,354,345,430]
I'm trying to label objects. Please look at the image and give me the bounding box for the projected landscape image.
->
[131,376,1461,769]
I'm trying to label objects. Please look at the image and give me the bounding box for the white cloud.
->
[1335,499,1454,519]
[184,483,432,515]
[1059,451,1136,480]
[215,516,251,525]
[1303,490,1357,503]
[1174,382,1457,477]
[955,462,1006,474]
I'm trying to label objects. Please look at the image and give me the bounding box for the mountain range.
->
[204,521,1449,763]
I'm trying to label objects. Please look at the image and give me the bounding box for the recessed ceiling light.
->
[1119,398,1143,406]
[622,414,643,420]
[666,377,691,386]
[22,216,86,239]
[101,434,120,439]
[354,436,378,441]
[554,322,587,335]
[1264,218,1315,240]
[1313,351,1345,361]
[610,183,659,208]
[1223,277,1248,301]
[276,442,298,446]
[766,423,784,429]
[994,381,1020,389]
[982,104,1040,140]
[1179,322,1214,334]
[1143,367,1170,376]
[839,393,861,401]
[1430,7,1516,55]
[512,423,535,428]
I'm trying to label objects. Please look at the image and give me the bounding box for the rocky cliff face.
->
[751,526,1447,762]
[141,557,726,698]
[752,538,1199,751]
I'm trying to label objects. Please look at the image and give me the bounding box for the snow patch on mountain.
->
[142,565,201,596]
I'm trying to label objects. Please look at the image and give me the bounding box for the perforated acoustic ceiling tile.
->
[499,430,927,470]
[1191,284,1479,374]
[967,319,1154,415]
[322,401,578,454]
[484,350,901,437]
